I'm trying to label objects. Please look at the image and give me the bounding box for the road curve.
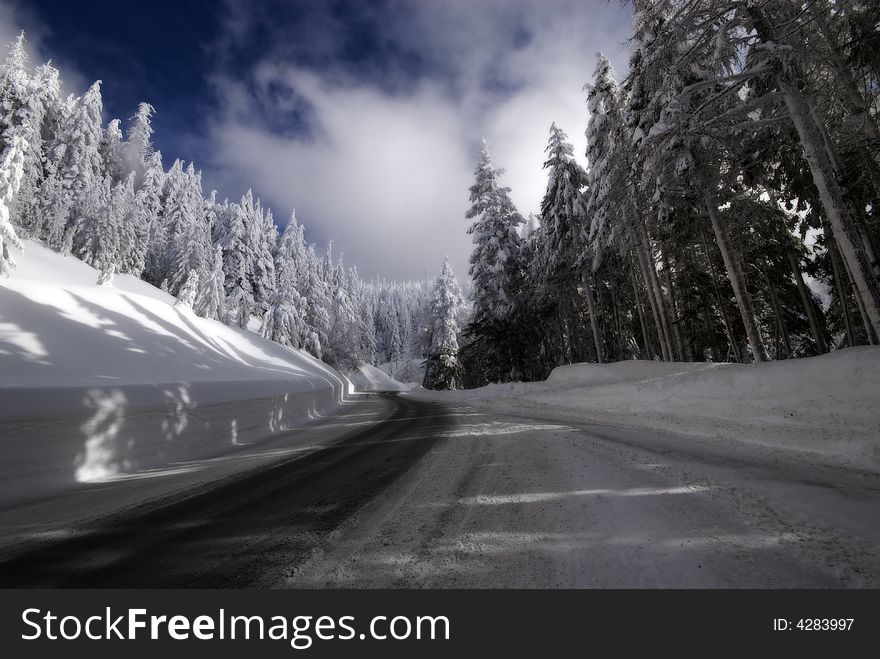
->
[0,392,452,587]
[2,391,878,588]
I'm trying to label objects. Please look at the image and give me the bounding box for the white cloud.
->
[205,0,632,280]
[208,69,474,281]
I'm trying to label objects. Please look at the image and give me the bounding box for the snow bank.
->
[378,358,425,386]
[0,241,350,503]
[350,363,415,392]
[426,350,880,471]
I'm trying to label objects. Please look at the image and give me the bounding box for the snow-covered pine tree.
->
[583,53,658,364]
[0,34,50,240]
[227,283,253,329]
[96,264,114,286]
[123,102,154,186]
[261,281,306,348]
[464,139,524,383]
[262,215,307,348]
[302,243,331,358]
[0,32,30,155]
[585,54,628,268]
[74,175,118,274]
[195,244,227,321]
[424,256,465,390]
[0,133,26,276]
[167,165,212,295]
[139,151,167,282]
[250,199,277,314]
[101,118,125,183]
[388,320,403,375]
[38,162,72,252]
[32,61,66,144]
[52,80,106,242]
[537,123,601,362]
[522,212,540,243]
[113,173,140,274]
[175,268,200,309]
[627,0,771,362]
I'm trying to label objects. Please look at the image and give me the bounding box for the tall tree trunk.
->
[583,275,603,364]
[701,232,740,362]
[747,4,880,334]
[775,74,880,337]
[838,240,877,345]
[703,189,769,362]
[631,257,653,359]
[767,283,791,359]
[786,251,827,354]
[829,235,855,347]
[557,313,571,365]
[809,3,880,152]
[701,302,719,362]
[635,243,668,361]
[610,288,623,359]
[660,246,685,361]
[638,222,675,361]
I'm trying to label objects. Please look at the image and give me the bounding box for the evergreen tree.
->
[262,217,307,348]
[101,118,124,183]
[0,134,26,276]
[131,151,163,277]
[123,102,154,186]
[195,245,227,321]
[302,244,331,358]
[74,175,116,272]
[53,80,106,232]
[0,34,49,239]
[167,165,211,295]
[463,139,524,383]
[38,162,72,252]
[424,256,465,390]
[175,268,199,309]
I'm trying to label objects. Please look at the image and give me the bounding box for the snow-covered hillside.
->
[420,350,880,471]
[350,363,415,392]
[0,240,351,501]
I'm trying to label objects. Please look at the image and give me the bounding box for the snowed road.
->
[0,392,877,587]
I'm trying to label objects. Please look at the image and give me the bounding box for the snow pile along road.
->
[425,349,880,471]
[0,240,350,503]
[350,363,416,392]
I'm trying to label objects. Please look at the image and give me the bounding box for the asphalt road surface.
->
[0,391,877,587]
[0,393,451,587]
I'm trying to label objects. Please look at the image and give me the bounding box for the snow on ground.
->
[417,350,880,471]
[350,363,415,392]
[284,397,880,588]
[378,358,425,386]
[0,240,350,502]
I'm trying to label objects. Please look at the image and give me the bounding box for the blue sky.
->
[1,0,632,280]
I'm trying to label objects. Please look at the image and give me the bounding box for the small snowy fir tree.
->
[302,244,331,358]
[123,102,154,185]
[38,163,72,251]
[195,245,227,320]
[0,134,26,276]
[75,175,117,272]
[96,263,115,287]
[227,283,254,329]
[175,268,200,309]
[423,256,465,390]
[538,123,588,278]
[167,164,212,295]
[101,118,125,183]
[53,81,106,226]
